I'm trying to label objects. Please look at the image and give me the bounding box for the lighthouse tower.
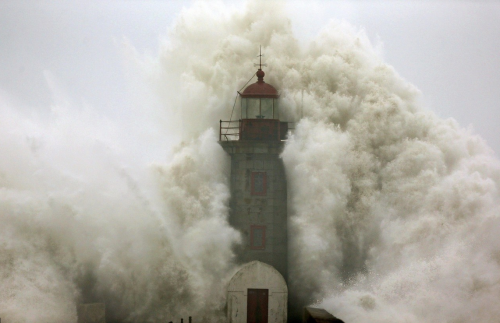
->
[220,54,290,323]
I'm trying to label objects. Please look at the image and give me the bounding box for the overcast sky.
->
[1,0,499,155]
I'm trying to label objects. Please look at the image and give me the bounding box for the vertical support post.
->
[220,120,222,141]
[181,318,184,323]
[189,316,192,323]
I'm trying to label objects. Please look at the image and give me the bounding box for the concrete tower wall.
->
[220,140,288,281]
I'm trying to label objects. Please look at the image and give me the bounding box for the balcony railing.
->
[219,120,241,141]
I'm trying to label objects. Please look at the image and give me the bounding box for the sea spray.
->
[0,48,239,323]
[152,1,500,321]
[1,0,500,322]
[280,19,500,323]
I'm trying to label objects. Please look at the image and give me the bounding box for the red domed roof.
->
[240,69,279,98]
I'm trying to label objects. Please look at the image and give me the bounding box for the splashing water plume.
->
[1,1,500,322]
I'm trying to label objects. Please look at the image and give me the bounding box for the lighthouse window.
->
[241,98,246,118]
[260,99,273,119]
[247,98,260,119]
[241,98,277,119]
[250,225,266,249]
[251,172,267,195]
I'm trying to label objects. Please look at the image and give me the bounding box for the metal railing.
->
[219,120,241,141]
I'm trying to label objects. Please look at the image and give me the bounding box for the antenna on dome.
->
[254,46,267,70]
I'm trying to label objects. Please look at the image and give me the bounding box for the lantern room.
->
[240,69,279,119]
[236,68,288,141]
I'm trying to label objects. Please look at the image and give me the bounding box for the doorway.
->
[247,289,268,323]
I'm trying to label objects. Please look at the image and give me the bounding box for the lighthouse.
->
[220,52,290,323]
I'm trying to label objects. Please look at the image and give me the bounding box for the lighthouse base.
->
[227,261,287,323]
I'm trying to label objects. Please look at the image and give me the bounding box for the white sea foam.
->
[1,1,500,322]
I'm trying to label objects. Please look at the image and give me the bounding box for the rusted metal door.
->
[247,289,268,323]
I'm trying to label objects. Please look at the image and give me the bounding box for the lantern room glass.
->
[260,99,273,119]
[247,98,260,119]
[241,98,277,119]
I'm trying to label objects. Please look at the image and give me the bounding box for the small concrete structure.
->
[77,303,105,323]
[227,261,287,323]
[303,307,344,323]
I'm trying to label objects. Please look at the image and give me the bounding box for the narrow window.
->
[247,98,260,119]
[250,225,266,250]
[241,98,248,119]
[260,98,273,119]
[251,172,267,196]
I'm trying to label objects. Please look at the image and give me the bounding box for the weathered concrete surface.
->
[77,303,105,323]
[227,261,288,323]
[303,307,344,323]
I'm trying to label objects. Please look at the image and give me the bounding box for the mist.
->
[1,1,500,323]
